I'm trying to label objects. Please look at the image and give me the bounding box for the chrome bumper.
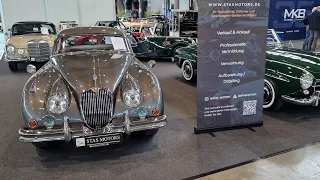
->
[19,112,167,143]
[4,56,28,62]
[281,91,320,106]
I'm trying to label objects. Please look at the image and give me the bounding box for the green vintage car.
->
[173,30,320,110]
[129,34,195,59]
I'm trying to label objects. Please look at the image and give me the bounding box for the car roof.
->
[14,21,54,24]
[57,27,124,38]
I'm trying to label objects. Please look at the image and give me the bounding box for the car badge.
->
[92,87,99,93]
[93,74,97,81]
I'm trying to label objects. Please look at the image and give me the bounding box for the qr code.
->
[243,100,257,116]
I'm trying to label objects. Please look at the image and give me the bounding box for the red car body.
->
[73,34,104,45]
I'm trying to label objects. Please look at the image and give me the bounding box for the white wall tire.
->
[182,60,195,81]
[264,78,275,109]
[264,77,283,110]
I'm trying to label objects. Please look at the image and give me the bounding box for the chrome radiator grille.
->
[81,88,113,130]
[27,40,50,61]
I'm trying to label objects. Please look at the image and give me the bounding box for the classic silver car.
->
[19,27,167,149]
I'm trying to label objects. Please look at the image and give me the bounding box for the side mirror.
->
[148,60,156,68]
[26,64,37,74]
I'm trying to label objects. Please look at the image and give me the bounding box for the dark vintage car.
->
[173,30,320,110]
[20,27,167,149]
[130,35,196,59]
[94,21,127,30]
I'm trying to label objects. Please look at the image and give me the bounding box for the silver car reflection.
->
[19,27,167,149]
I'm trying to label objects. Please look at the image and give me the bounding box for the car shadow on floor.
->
[174,76,196,87]
[264,103,320,123]
[35,132,159,165]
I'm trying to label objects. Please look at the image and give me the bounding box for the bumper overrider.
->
[19,111,167,143]
[281,91,320,106]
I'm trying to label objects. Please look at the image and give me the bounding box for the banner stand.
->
[195,1,269,132]
[194,122,263,134]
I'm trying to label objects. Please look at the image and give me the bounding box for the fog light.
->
[137,107,147,120]
[152,108,160,116]
[42,115,55,129]
[303,90,309,95]
[28,119,37,128]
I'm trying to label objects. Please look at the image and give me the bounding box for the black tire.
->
[83,38,90,45]
[8,62,18,71]
[264,77,283,110]
[32,141,67,150]
[35,62,44,70]
[144,129,159,136]
[181,60,196,82]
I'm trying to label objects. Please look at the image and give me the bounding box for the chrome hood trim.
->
[52,51,134,93]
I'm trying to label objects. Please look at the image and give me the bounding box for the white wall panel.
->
[46,0,80,27]
[179,0,190,11]
[78,0,116,26]
[0,0,116,35]
[1,0,46,31]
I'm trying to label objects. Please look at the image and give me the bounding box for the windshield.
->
[96,21,126,29]
[266,29,282,48]
[57,34,128,54]
[12,23,56,36]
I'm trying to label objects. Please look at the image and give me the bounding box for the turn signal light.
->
[28,119,37,128]
[152,108,160,116]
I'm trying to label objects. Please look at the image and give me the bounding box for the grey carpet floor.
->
[1,59,320,180]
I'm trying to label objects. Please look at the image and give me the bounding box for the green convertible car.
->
[173,30,320,110]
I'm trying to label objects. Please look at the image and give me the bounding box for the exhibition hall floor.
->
[1,43,320,179]
[199,143,320,180]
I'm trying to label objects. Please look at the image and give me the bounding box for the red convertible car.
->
[72,34,104,45]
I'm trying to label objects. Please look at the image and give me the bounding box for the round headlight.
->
[17,49,24,55]
[7,45,15,54]
[124,90,141,107]
[300,73,313,90]
[46,94,68,114]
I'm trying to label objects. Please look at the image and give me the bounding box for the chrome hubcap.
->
[183,64,192,79]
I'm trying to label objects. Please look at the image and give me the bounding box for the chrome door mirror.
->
[26,64,37,74]
[148,60,156,68]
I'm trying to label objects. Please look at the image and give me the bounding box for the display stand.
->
[194,122,263,134]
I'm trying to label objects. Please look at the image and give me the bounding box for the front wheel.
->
[32,141,67,150]
[140,129,159,136]
[8,62,18,71]
[182,60,196,82]
[264,77,283,110]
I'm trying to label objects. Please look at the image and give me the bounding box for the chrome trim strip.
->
[281,91,320,106]
[265,73,290,83]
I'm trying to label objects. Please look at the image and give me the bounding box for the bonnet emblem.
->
[92,87,99,93]
[93,74,97,81]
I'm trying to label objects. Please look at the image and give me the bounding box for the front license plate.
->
[75,134,123,148]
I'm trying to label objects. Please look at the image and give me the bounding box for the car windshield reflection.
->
[59,34,128,54]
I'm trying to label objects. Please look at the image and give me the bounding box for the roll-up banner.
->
[195,0,270,133]
[268,0,317,41]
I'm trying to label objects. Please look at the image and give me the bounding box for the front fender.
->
[22,64,82,129]
[113,60,163,118]
[265,59,306,96]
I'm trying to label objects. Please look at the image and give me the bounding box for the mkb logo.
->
[284,9,306,21]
